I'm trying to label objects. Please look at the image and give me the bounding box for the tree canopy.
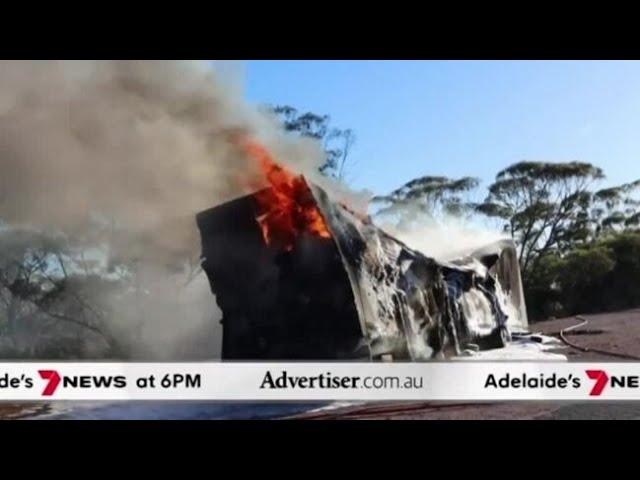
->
[377,159,640,321]
[475,161,605,274]
[372,175,480,228]
[268,105,356,181]
[591,179,640,234]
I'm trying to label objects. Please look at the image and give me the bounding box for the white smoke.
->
[0,60,336,359]
[380,216,508,262]
[0,60,505,360]
[0,61,332,234]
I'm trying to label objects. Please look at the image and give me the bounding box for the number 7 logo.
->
[38,370,61,396]
[586,370,609,396]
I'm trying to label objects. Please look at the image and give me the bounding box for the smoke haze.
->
[0,60,335,359]
[0,60,501,359]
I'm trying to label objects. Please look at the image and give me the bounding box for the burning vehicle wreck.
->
[196,142,528,361]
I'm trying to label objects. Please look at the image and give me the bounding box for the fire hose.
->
[559,315,640,361]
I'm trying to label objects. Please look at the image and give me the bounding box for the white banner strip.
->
[0,362,639,401]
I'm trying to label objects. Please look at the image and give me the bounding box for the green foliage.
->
[373,156,640,321]
[525,231,640,320]
[562,246,616,289]
[599,231,640,311]
[477,161,605,275]
[365,155,640,321]
[523,253,566,320]
[592,180,640,236]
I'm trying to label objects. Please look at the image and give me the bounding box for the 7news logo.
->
[38,370,127,396]
[585,370,639,396]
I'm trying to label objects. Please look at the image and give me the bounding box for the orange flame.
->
[240,138,331,251]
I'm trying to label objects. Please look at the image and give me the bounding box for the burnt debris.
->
[196,181,528,361]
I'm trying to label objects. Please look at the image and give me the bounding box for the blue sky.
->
[235,60,640,197]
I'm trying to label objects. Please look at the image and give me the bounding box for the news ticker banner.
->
[0,362,639,401]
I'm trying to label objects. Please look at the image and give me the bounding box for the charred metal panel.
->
[196,191,366,360]
[310,184,527,359]
[197,181,528,361]
[463,240,528,333]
